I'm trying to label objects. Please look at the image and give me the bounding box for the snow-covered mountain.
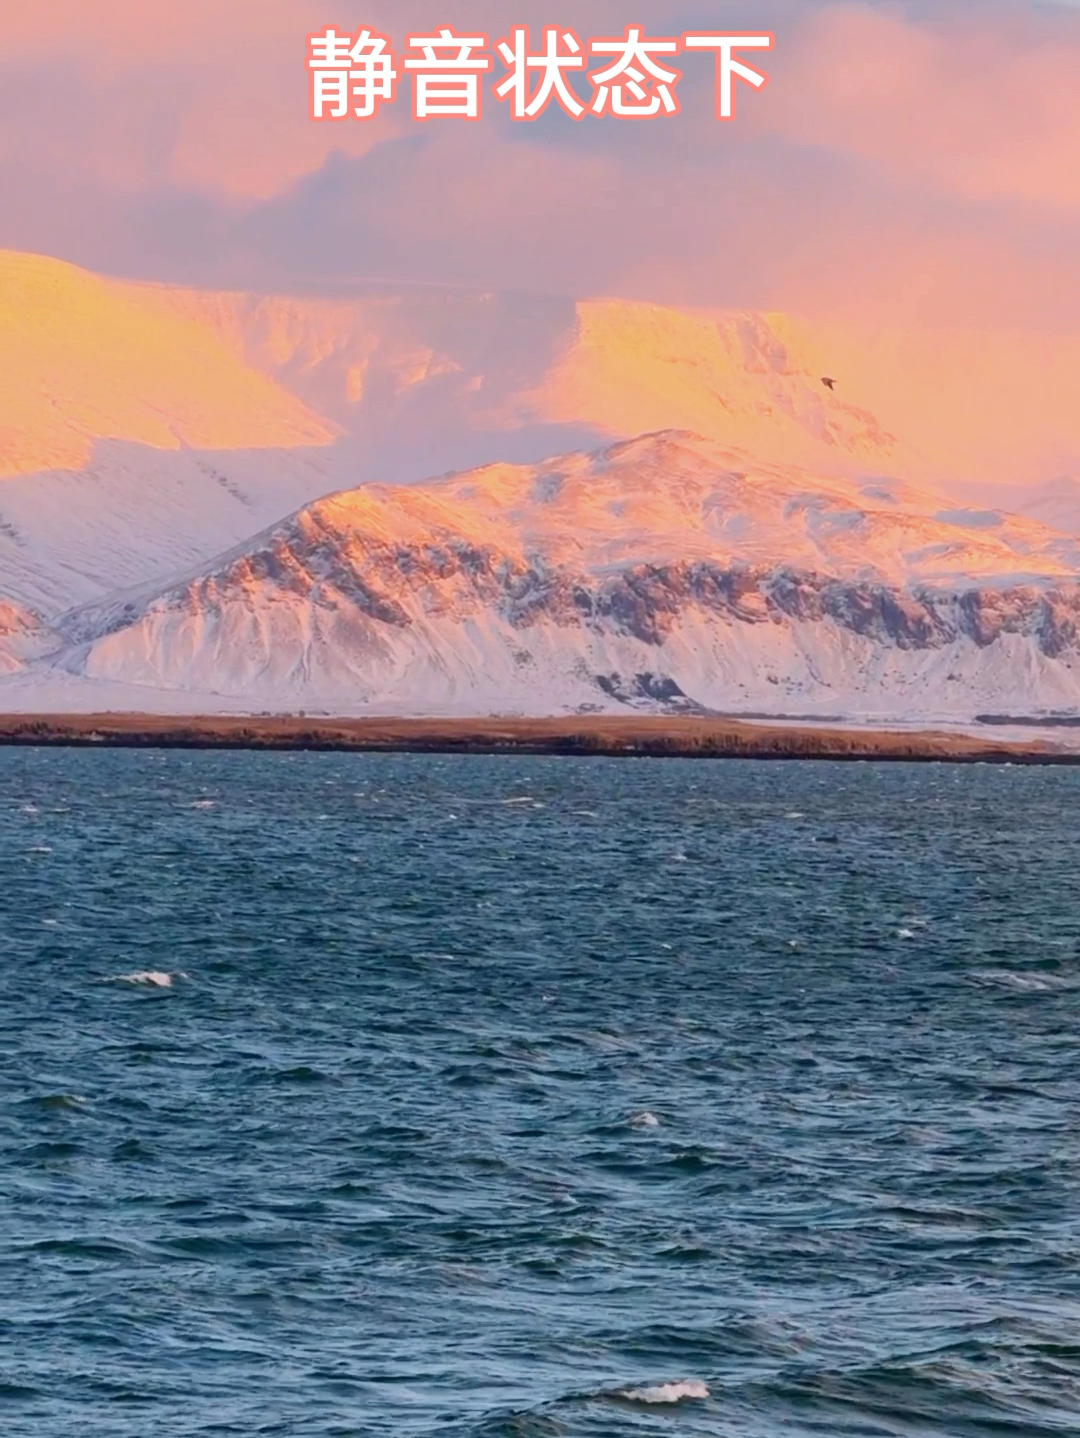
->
[0,250,901,619]
[17,432,1080,720]
[155,285,908,480]
[4,249,1080,719]
[0,249,917,621]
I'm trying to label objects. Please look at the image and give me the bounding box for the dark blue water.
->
[2,750,1079,1436]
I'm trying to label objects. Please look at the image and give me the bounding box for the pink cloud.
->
[6,1,1079,210]
[0,0,404,199]
[765,2,1080,210]
[0,0,1078,343]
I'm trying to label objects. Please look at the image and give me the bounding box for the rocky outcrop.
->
[0,600,53,674]
[126,531,1080,662]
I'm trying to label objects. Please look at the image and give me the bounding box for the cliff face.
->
[145,541,1080,658]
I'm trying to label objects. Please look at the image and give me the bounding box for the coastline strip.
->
[0,714,1076,764]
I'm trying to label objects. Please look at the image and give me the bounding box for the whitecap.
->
[33,1093,88,1109]
[189,799,216,809]
[897,928,916,939]
[621,1380,710,1404]
[972,970,1074,993]
[630,1111,661,1129]
[104,971,183,988]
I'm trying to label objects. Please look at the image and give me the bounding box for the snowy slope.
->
[0,443,352,618]
[0,251,334,477]
[0,251,344,616]
[19,432,1080,720]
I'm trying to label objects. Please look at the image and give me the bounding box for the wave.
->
[618,1379,710,1404]
[101,970,183,988]
[629,1111,661,1129]
[970,970,1077,993]
[21,1093,88,1111]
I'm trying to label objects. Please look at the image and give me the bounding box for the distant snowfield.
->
[3,249,1080,723]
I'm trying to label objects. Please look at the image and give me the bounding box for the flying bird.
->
[821,376,837,391]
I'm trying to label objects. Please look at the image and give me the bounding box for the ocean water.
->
[2,749,1079,1437]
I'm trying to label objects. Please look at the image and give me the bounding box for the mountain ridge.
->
[10,431,1080,720]
[4,250,1080,718]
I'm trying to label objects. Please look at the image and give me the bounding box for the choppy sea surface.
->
[2,749,1079,1437]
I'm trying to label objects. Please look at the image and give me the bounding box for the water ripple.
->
[2,750,1079,1436]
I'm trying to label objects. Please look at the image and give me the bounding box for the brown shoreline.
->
[0,713,1076,764]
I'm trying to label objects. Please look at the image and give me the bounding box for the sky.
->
[2,0,1080,332]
